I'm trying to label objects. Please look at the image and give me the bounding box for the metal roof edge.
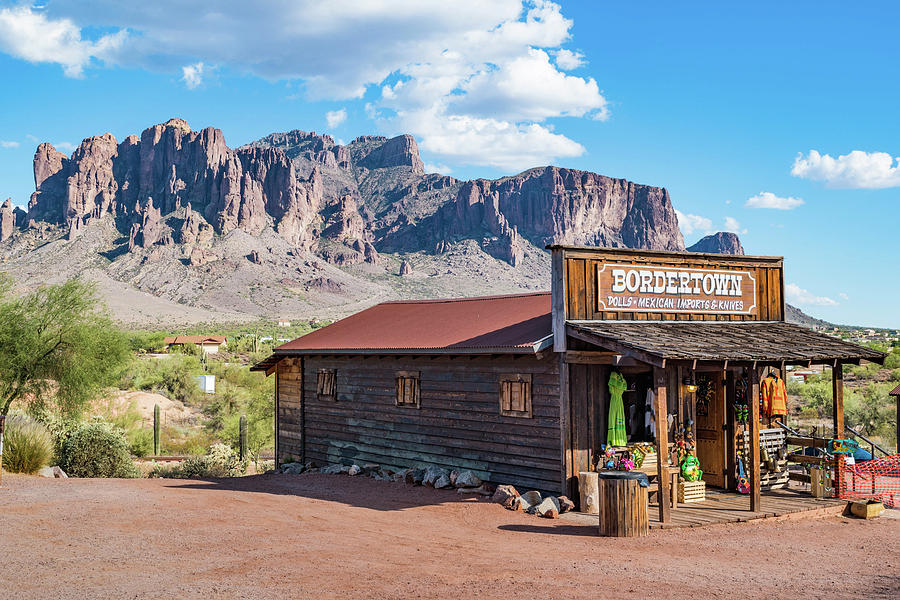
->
[546,244,784,263]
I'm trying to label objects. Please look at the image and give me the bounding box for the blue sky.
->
[0,1,898,327]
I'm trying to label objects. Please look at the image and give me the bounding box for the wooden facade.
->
[275,354,561,492]
[258,245,883,525]
[557,246,784,324]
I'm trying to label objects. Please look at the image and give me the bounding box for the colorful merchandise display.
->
[607,371,628,447]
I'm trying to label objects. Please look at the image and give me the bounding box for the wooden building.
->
[254,246,884,523]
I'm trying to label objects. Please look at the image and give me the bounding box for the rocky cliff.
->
[1,118,740,324]
[687,232,744,255]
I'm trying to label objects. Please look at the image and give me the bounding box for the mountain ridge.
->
[1,118,743,326]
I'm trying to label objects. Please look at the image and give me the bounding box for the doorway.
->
[694,372,727,488]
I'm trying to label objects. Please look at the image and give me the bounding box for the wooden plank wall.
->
[276,358,303,462]
[562,249,784,322]
[296,355,562,493]
[565,363,609,497]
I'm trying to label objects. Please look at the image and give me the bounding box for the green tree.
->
[0,279,129,483]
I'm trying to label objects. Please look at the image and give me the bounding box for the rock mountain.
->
[1,118,741,325]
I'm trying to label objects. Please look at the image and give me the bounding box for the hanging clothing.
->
[646,389,656,438]
[607,371,628,447]
[761,374,788,417]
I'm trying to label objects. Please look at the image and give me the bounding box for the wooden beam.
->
[551,248,567,353]
[786,436,827,448]
[558,353,572,497]
[654,366,671,524]
[787,453,834,466]
[749,366,761,512]
[566,326,665,368]
[832,361,844,496]
[564,350,618,364]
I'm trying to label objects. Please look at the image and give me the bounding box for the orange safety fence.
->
[838,454,900,508]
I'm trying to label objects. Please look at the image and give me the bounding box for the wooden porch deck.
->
[648,487,845,529]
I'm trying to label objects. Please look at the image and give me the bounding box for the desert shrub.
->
[61,422,139,478]
[884,350,900,370]
[150,442,247,479]
[1,415,53,474]
[35,411,83,464]
[128,428,154,457]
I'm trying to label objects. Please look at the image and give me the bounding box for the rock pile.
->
[274,460,575,519]
[489,484,574,519]
[276,460,494,495]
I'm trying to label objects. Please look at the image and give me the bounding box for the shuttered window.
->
[395,371,420,408]
[499,374,532,418]
[317,368,336,400]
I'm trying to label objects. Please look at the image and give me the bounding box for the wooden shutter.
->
[395,371,420,408]
[499,374,532,418]
[317,369,336,399]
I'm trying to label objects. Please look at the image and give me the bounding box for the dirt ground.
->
[1,474,898,599]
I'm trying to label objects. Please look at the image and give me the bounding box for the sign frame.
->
[596,262,758,316]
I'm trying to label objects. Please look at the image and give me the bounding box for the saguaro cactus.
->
[153,404,161,456]
[239,414,248,461]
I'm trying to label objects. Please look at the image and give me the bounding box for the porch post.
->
[654,366,671,524]
[832,361,844,495]
[749,366,761,512]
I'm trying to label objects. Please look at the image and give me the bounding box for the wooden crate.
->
[849,500,885,519]
[678,480,706,503]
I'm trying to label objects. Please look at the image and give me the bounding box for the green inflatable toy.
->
[680,455,703,482]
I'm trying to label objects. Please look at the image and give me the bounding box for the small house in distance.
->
[164,335,227,354]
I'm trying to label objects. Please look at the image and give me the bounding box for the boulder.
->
[520,490,542,506]
[557,495,575,514]
[51,466,67,478]
[456,484,495,496]
[38,466,55,478]
[454,470,482,488]
[433,474,453,489]
[512,496,534,512]
[411,468,426,485]
[281,462,305,475]
[321,463,344,474]
[449,469,460,486]
[535,496,561,519]
[362,463,381,475]
[347,464,362,476]
[491,484,519,508]
[423,465,448,487]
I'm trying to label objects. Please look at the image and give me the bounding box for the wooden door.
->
[695,373,726,488]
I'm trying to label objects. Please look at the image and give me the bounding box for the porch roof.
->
[567,321,886,365]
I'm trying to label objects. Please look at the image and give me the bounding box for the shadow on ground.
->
[166,471,489,512]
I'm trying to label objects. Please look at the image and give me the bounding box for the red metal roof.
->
[890,383,900,397]
[164,336,227,345]
[274,292,552,354]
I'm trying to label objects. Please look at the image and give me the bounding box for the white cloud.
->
[839,292,849,301]
[675,210,713,237]
[745,191,804,210]
[553,48,585,70]
[424,162,452,174]
[325,108,347,128]
[791,149,900,189]
[0,140,19,148]
[786,283,839,307]
[181,62,205,89]
[723,216,747,234]
[55,142,76,152]
[0,6,125,77]
[2,1,608,171]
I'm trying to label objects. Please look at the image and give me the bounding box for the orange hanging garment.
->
[761,374,788,417]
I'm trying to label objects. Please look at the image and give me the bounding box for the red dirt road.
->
[1,473,898,599]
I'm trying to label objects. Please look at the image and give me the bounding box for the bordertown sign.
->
[597,263,758,315]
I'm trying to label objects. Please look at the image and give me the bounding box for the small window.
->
[499,374,532,418]
[317,368,336,400]
[395,371,420,408]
